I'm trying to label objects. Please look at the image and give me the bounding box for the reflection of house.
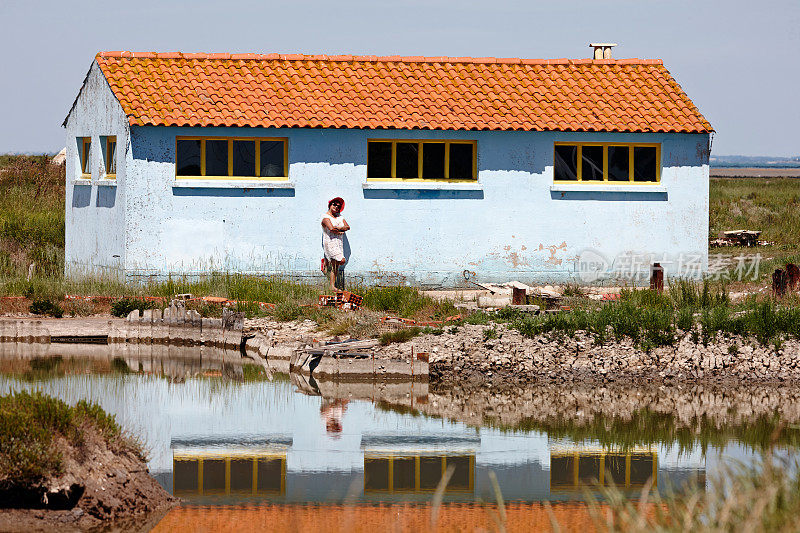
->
[550,449,657,491]
[364,454,474,494]
[172,440,289,499]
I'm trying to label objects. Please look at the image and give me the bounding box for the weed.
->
[464,311,492,325]
[110,297,157,318]
[29,298,63,318]
[483,327,498,341]
[272,302,303,322]
[379,327,421,345]
[676,306,694,331]
[728,343,740,355]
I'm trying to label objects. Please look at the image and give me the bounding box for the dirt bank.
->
[0,418,176,532]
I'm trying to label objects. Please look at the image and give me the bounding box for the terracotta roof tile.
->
[94,52,712,133]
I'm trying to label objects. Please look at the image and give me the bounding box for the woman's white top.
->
[322,213,346,262]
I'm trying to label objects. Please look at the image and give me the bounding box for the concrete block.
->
[126,309,140,322]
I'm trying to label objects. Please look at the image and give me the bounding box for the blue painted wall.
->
[66,63,710,286]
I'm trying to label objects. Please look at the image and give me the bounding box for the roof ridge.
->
[96,51,664,66]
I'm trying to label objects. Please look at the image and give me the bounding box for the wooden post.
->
[650,263,664,293]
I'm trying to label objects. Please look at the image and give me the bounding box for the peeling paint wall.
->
[66,89,709,286]
[63,61,128,278]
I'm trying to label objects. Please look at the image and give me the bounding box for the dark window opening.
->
[554,145,578,181]
[232,140,256,176]
[396,142,419,178]
[364,459,390,491]
[633,147,658,181]
[203,459,226,492]
[229,459,252,492]
[173,460,198,493]
[608,146,629,181]
[393,458,416,491]
[257,458,283,493]
[449,143,474,179]
[176,139,201,176]
[447,456,471,490]
[550,456,574,489]
[419,457,442,490]
[205,140,228,176]
[422,143,445,179]
[260,140,284,177]
[367,142,392,178]
[581,146,604,181]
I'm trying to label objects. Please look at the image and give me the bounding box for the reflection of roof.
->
[152,502,628,532]
[93,52,713,133]
[361,435,480,454]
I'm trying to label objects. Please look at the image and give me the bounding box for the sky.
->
[1,0,798,156]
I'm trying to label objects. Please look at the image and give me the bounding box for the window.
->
[367,140,477,180]
[104,136,117,178]
[79,137,91,177]
[175,137,288,179]
[554,143,660,183]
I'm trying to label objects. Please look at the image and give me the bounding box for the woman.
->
[321,197,350,291]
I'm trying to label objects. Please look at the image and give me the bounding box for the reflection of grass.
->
[499,409,800,454]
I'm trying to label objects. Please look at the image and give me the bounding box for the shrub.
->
[483,327,498,341]
[272,302,303,321]
[0,391,137,485]
[110,297,157,318]
[29,298,63,318]
[379,327,421,345]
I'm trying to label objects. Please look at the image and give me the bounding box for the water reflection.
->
[0,347,781,508]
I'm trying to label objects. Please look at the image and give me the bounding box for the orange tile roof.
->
[94,51,712,133]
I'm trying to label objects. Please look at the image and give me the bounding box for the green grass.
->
[0,155,64,279]
[510,282,800,349]
[710,177,800,284]
[0,391,141,485]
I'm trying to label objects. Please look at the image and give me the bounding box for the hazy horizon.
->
[1,0,798,157]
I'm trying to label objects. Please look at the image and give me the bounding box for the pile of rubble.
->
[377,322,800,385]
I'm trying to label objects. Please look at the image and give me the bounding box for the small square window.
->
[259,140,285,177]
[79,137,91,176]
[396,142,419,178]
[367,142,392,179]
[233,140,256,176]
[554,145,578,181]
[581,146,604,181]
[608,146,629,181]
[449,143,474,180]
[205,140,228,176]
[104,136,117,177]
[634,147,658,182]
[422,143,445,179]
[176,140,202,176]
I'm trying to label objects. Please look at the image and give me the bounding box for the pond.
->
[0,343,795,531]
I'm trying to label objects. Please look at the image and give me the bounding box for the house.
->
[63,47,713,286]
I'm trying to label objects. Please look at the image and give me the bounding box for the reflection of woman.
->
[320,398,349,435]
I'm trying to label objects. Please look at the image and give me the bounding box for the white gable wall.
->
[63,61,128,278]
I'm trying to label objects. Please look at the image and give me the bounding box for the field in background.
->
[2,156,800,296]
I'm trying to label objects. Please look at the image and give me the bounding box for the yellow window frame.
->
[104,136,117,178]
[80,137,91,178]
[173,452,286,496]
[175,136,289,180]
[553,142,661,183]
[363,453,475,494]
[367,139,478,181]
